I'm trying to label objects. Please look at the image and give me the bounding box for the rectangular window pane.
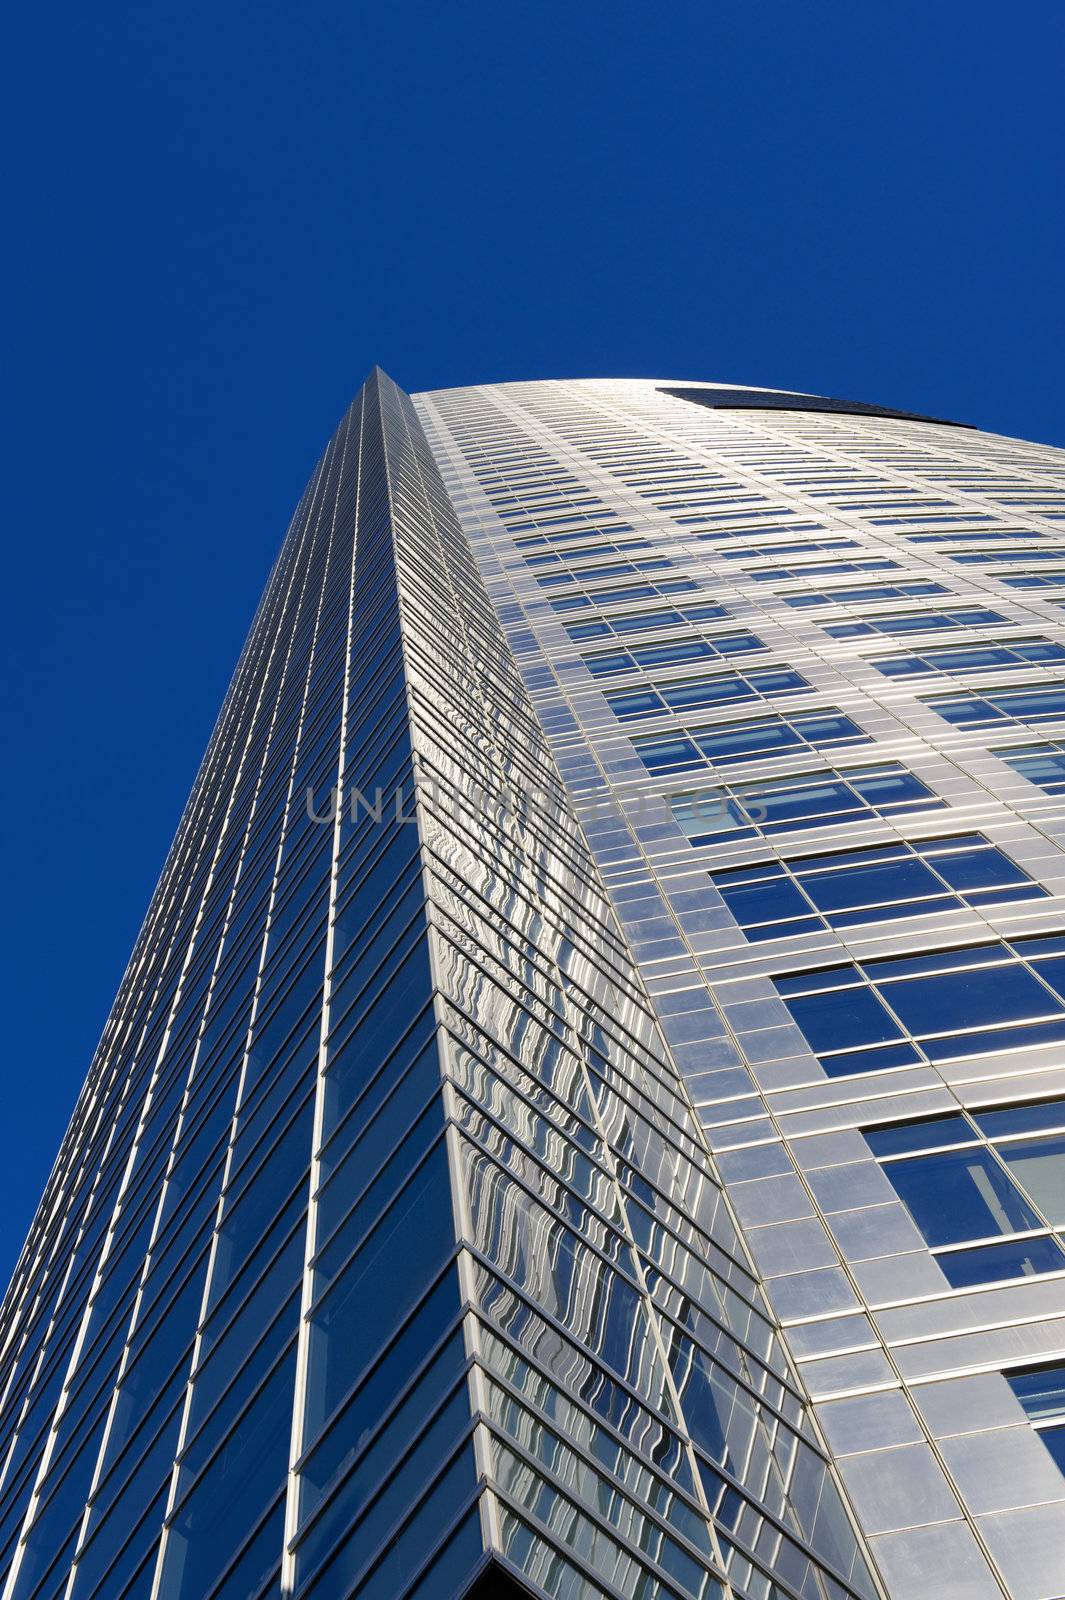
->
[880,1147,1041,1247]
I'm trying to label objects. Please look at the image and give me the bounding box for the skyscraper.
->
[2,371,1065,1600]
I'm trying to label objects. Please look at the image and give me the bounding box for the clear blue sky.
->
[3,1,1064,1281]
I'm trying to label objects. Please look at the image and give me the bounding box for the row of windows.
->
[828,496,954,513]
[549,576,698,613]
[538,555,673,588]
[516,522,634,549]
[607,666,807,723]
[712,834,1044,945]
[748,557,899,582]
[824,605,1005,640]
[950,547,1065,565]
[634,709,869,776]
[875,636,1065,678]
[670,762,943,845]
[865,1102,1065,1292]
[927,681,1065,729]
[676,508,804,529]
[781,580,948,610]
[997,740,1065,795]
[705,533,851,557]
[655,493,766,512]
[504,506,606,532]
[776,935,1065,1078]
[909,528,1052,545]
[525,539,654,571]
[992,498,1065,514]
[869,513,1001,528]
[1000,571,1065,589]
[583,630,765,680]
[624,470,726,486]
[489,481,583,505]
[566,600,730,643]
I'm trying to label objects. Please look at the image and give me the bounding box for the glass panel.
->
[865,1116,975,1158]
[937,1235,1065,1287]
[886,963,1062,1039]
[885,1148,1041,1247]
[305,1141,456,1436]
[998,1133,1065,1224]
[663,677,754,711]
[800,853,943,915]
[1038,1426,1065,1474]
[974,1099,1065,1139]
[1007,1365,1065,1425]
[784,986,903,1056]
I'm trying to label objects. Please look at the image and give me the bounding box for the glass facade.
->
[415,378,1065,1600]
[4,372,1065,1599]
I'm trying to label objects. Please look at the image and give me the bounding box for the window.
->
[676,507,796,528]
[913,529,1051,546]
[824,606,1005,640]
[582,630,765,679]
[775,936,1065,1077]
[1007,1366,1065,1473]
[713,835,1043,943]
[927,682,1065,730]
[507,508,609,532]
[864,1103,1065,1289]
[658,493,765,511]
[633,708,869,777]
[836,498,953,513]
[607,666,807,723]
[951,547,1065,565]
[670,762,943,844]
[713,536,859,559]
[1000,572,1065,590]
[995,739,1065,794]
[696,523,830,544]
[869,513,1000,527]
[566,601,730,642]
[532,551,662,581]
[517,523,634,549]
[782,581,949,610]
[747,558,899,582]
[874,638,1065,678]
[550,577,697,613]
[521,534,646,560]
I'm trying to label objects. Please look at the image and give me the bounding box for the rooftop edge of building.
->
[408,375,973,429]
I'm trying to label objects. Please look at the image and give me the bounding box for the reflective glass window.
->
[864,1101,1065,1287]
[550,577,697,614]
[776,942,1065,1077]
[974,1098,1065,1139]
[607,665,807,723]
[583,630,766,679]
[880,1146,1041,1247]
[877,638,1065,678]
[748,557,899,581]
[784,580,948,609]
[633,708,869,777]
[714,835,1042,942]
[994,739,1065,794]
[825,606,1003,640]
[1008,1365,1065,1474]
[929,683,1065,730]
[937,1236,1065,1287]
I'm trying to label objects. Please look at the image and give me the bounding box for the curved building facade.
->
[2,372,1064,1600]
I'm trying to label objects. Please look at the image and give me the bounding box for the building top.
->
[412,373,972,429]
